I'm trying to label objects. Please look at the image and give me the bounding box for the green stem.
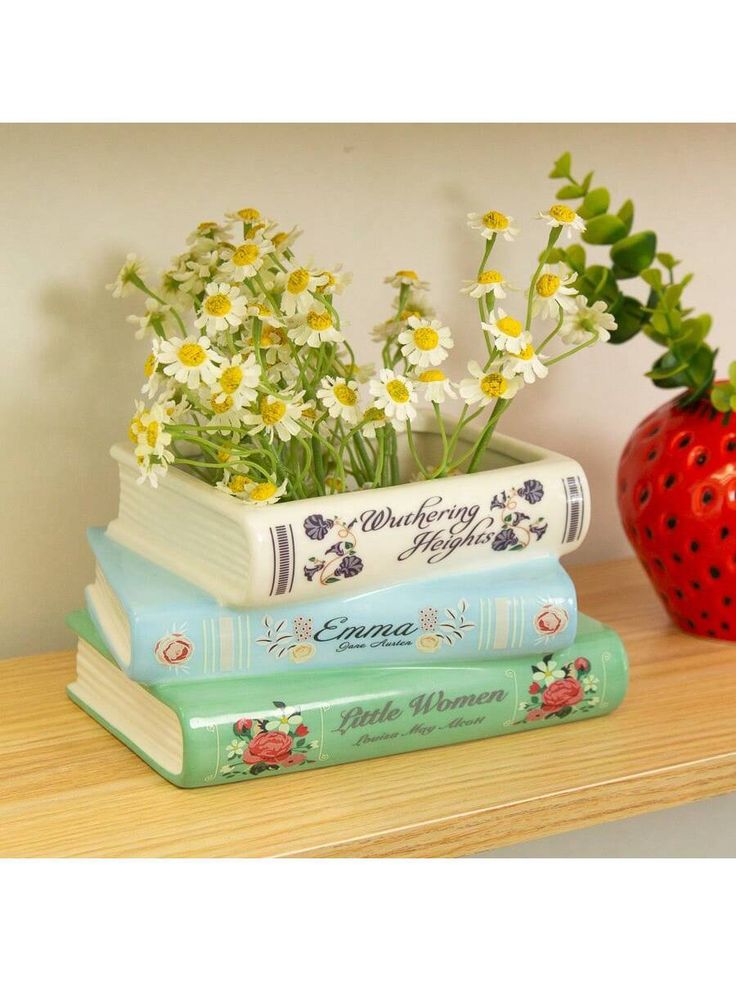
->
[544,334,598,366]
[537,306,565,353]
[465,400,511,474]
[525,227,562,335]
[406,421,429,478]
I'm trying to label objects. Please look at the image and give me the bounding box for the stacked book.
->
[67,438,629,788]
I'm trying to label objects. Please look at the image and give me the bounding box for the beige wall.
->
[3,123,734,658]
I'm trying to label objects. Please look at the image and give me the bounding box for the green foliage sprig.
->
[547,152,718,407]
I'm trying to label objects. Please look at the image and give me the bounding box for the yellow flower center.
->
[204,293,233,317]
[419,369,446,383]
[211,395,234,415]
[412,326,440,351]
[400,308,423,321]
[144,353,155,377]
[480,373,508,398]
[548,204,577,223]
[513,344,536,361]
[478,269,503,285]
[495,316,522,338]
[228,474,251,493]
[306,309,333,332]
[325,476,344,492]
[287,268,310,294]
[198,221,218,233]
[302,407,317,420]
[232,243,260,267]
[395,269,417,280]
[261,399,287,425]
[145,421,160,448]
[363,407,385,423]
[271,232,288,247]
[250,481,278,502]
[178,342,207,367]
[481,210,509,230]
[217,446,233,463]
[316,271,336,293]
[260,325,285,347]
[386,379,410,403]
[334,383,358,406]
[236,208,260,222]
[245,223,266,239]
[128,415,143,443]
[220,365,243,393]
[536,274,560,297]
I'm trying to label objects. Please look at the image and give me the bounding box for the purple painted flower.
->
[335,555,364,579]
[518,479,544,504]
[490,491,508,511]
[530,519,548,541]
[303,561,324,582]
[304,514,333,540]
[492,528,519,551]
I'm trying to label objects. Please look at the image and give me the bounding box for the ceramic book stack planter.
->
[67,421,629,788]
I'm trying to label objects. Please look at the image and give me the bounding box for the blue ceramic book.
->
[83,528,578,684]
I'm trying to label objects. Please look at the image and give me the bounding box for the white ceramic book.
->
[106,413,590,608]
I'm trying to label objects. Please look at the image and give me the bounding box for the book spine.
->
[125,563,578,683]
[180,635,628,788]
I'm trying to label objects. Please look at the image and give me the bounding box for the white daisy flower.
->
[459,361,523,405]
[171,251,220,297]
[482,308,528,355]
[560,296,618,345]
[186,221,231,249]
[317,376,361,425]
[288,305,341,348]
[369,369,418,429]
[157,334,222,389]
[126,297,172,339]
[216,470,253,497]
[467,211,519,242]
[106,253,145,298]
[133,401,174,460]
[210,353,261,409]
[246,299,283,330]
[532,659,566,684]
[135,450,171,488]
[501,343,549,384]
[266,225,303,254]
[266,706,303,732]
[219,238,274,281]
[398,317,454,368]
[246,477,288,507]
[531,265,578,319]
[141,346,175,399]
[538,204,586,239]
[244,393,305,443]
[460,269,510,300]
[195,283,248,337]
[384,269,430,291]
[414,368,457,404]
[224,207,263,226]
[361,407,387,438]
[278,264,328,317]
[315,264,352,296]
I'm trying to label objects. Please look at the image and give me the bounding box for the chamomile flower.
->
[501,344,549,383]
[210,353,261,409]
[186,221,230,249]
[216,470,253,497]
[204,394,246,433]
[219,238,274,281]
[157,334,222,388]
[317,376,361,425]
[135,451,171,488]
[107,254,145,298]
[267,225,303,254]
[244,393,305,442]
[195,283,248,337]
[460,269,510,300]
[369,369,418,429]
[371,319,401,343]
[531,265,578,319]
[224,207,263,226]
[482,308,528,355]
[288,305,341,347]
[414,368,457,404]
[384,269,430,291]
[134,401,174,460]
[538,204,586,238]
[126,297,172,339]
[361,406,387,438]
[398,317,454,368]
[345,362,375,383]
[278,264,328,317]
[560,296,618,345]
[141,345,174,399]
[315,264,352,296]
[246,477,288,507]
[459,361,523,405]
[171,251,220,297]
[246,300,283,330]
[467,211,519,242]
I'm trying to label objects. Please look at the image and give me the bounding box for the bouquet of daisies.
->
[110,198,615,506]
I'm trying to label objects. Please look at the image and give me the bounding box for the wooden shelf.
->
[2,558,735,857]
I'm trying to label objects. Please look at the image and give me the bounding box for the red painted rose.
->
[243,731,305,768]
[529,682,541,694]
[235,718,253,734]
[154,633,193,666]
[541,677,583,713]
[534,607,569,636]
[526,708,546,722]
[574,657,591,673]
[295,724,309,736]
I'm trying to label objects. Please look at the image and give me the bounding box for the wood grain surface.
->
[2,558,735,858]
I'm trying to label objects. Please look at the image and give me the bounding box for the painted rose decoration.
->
[516,653,600,724]
[534,605,569,636]
[154,631,194,667]
[221,702,319,778]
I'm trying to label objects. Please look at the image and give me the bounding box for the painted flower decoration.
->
[335,555,363,578]
[304,514,334,540]
[266,705,303,733]
[518,479,544,504]
[492,528,519,551]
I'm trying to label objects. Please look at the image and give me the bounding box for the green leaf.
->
[578,187,610,219]
[657,252,680,270]
[641,268,663,291]
[565,244,586,275]
[607,296,646,344]
[610,231,657,276]
[712,384,732,412]
[617,199,634,236]
[545,247,568,263]
[729,361,736,388]
[647,352,691,381]
[556,184,585,200]
[582,214,628,245]
[577,265,620,308]
[663,282,686,310]
[549,152,572,180]
[581,171,594,193]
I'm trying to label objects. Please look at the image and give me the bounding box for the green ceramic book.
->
[66,609,629,789]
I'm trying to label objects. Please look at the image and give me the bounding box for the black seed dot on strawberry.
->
[675,589,684,599]
[654,558,664,571]
[690,541,700,553]
[691,581,701,590]
[702,489,714,505]
[708,629,717,637]
[728,440,736,452]
[672,553,682,563]
[687,619,696,629]
[666,517,677,529]
[639,487,650,504]
[645,527,653,540]
[647,450,657,461]
[647,426,660,436]
[710,566,721,579]
[701,611,709,619]
[678,434,692,448]
[725,597,733,607]
[721,527,730,540]
[722,622,730,631]
[664,474,676,489]
[696,452,708,465]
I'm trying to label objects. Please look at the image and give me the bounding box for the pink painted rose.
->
[542,676,584,713]
[235,718,252,734]
[295,723,309,737]
[574,657,591,674]
[154,632,193,666]
[526,708,546,722]
[534,606,569,636]
[243,731,305,768]
[529,682,541,694]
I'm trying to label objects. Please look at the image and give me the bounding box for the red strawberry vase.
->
[618,393,736,641]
